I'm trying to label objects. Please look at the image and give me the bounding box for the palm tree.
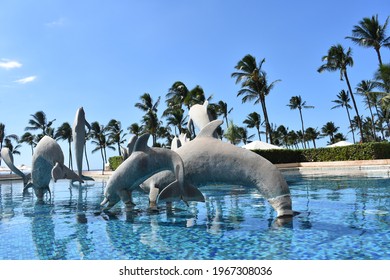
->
[331,90,356,143]
[346,15,390,66]
[243,112,263,141]
[356,80,378,140]
[287,95,314,149]
[305,127,321,149]
[286,130,299,149]
[224,121,241,145]
[163,107,186,135]
[321,121,339,144]
[90,122,114,174]
[0,123,19,166]
[20,132,36,155]
[54,122,73,169]
[231,54,281,144]
[25,111,56,141]
[127,123,142,136]
[166,81,189,110]
[106,119,127,156]
[333,133,347,143]
[237,127,254,145]
[4,137,21,156]
[217,100,233,128]
[135,93,161,146]
[318,44,364,142]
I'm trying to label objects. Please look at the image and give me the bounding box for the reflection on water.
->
[0,175,389,260]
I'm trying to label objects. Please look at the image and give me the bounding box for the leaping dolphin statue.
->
[156,120,293,218]
[0,147,31,185]
[72,107,94,181]
[24,136,83,200]
[100,134,205,210]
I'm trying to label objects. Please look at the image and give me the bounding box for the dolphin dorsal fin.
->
[133,134,150,152]
[127,135,138,152]
[197,119,223,138]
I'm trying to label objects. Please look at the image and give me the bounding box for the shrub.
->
[252,142,390,164]
[108,156,123,171]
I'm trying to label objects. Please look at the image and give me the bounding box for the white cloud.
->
[0,60,22,70]
[46,17,67,27]
[14,76,37,84]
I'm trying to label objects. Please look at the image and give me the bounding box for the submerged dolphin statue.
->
[72,107,93,181]
[24,136,83,200]
[0,147,31,185]
[156,120,293,218]
[100,134,205,210]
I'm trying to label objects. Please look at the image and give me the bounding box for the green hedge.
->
[252,142,390,164]
[108,156,123,171]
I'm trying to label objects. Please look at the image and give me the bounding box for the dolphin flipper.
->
[157,180,182,203]
[182,183,205,202]
[52,162,84,183]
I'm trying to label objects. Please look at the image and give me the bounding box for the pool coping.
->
[1,159,390,181]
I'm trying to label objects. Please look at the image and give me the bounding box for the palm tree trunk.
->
[260,97,272,144]
[68,140,73,169]
[100,147,105,175]
[345,107,356,143]
[299,108,306,149]
[366,97,377,140]
[257,127,262,141]
[344,72,364,142]
[375,47,383,66]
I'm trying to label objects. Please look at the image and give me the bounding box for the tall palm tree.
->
[356,80,378,140]
[346,15,390,66]
[4,137,21,156]
[106,119,127,156]
[217,100,233,128]
[231,54,281,144]
[166,81,189,110]
[20,132,36,155]
[54,122,73,169]
[305,127,321,149]
[287,95,314,149]
[321,121,339,144]
[25,111,56,141]
[90,121,114,174]
[163,107,186,135]
[135,93,161,146]
[243,112,263,141]
[331,90,356,143]
[318,44,364,142]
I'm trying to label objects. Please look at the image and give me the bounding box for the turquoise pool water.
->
[0,175,389,260]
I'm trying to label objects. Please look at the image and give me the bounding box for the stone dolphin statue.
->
[24,136,83,200]
[0,147,31,185]
[72,107,93,181]
[100,134,205,210]
[156,120,293,218]
[187,100,212,136]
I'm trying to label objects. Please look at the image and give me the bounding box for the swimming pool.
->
[0,174,389,260]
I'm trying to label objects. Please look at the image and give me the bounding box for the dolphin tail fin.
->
[157,180,182,203]
[182,183,205,202]
[72,175,95,182]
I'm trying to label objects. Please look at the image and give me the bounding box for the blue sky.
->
[1,0,389,169]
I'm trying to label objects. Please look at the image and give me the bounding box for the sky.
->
[1,0,390,170]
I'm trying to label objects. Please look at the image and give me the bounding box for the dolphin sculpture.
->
[24,136,83,200]
[156,120,293,218]
[187,100,212,137]
[0,147,31,185]
[72,107,93,181]
[100,134,205,210]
